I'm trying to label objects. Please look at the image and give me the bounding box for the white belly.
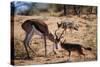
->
[32,25,43,36]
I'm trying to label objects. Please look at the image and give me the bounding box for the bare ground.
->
[13,14,97,65]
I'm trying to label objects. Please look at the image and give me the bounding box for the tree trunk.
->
[63,5,67,16]
[74,6,80,17]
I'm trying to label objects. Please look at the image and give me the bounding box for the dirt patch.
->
[13,15,97,65]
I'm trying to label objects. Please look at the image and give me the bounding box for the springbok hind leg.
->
[23,33,31,59]
[23,28,34,59]
[27,28,37,56]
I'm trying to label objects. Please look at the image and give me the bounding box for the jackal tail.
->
[82,46,92,51]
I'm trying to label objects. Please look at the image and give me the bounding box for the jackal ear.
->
[62,39,66,43]
[57,22,59,25]
[57,22,61,28]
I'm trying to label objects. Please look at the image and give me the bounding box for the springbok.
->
[57,20,79,34]
[22,19,55,59]
[60,40,92,60]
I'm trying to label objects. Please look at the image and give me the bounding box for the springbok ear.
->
[48,32,55,41]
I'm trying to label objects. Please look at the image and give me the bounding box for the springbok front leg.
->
[43,34,47,57]
[52,43,57,55]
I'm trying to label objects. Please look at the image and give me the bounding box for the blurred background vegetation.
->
[11,1,97,16]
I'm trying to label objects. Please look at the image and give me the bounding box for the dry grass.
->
[13,14,97,65]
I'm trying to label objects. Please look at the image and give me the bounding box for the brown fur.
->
[22,19,55,58]
[60,42,92,58]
